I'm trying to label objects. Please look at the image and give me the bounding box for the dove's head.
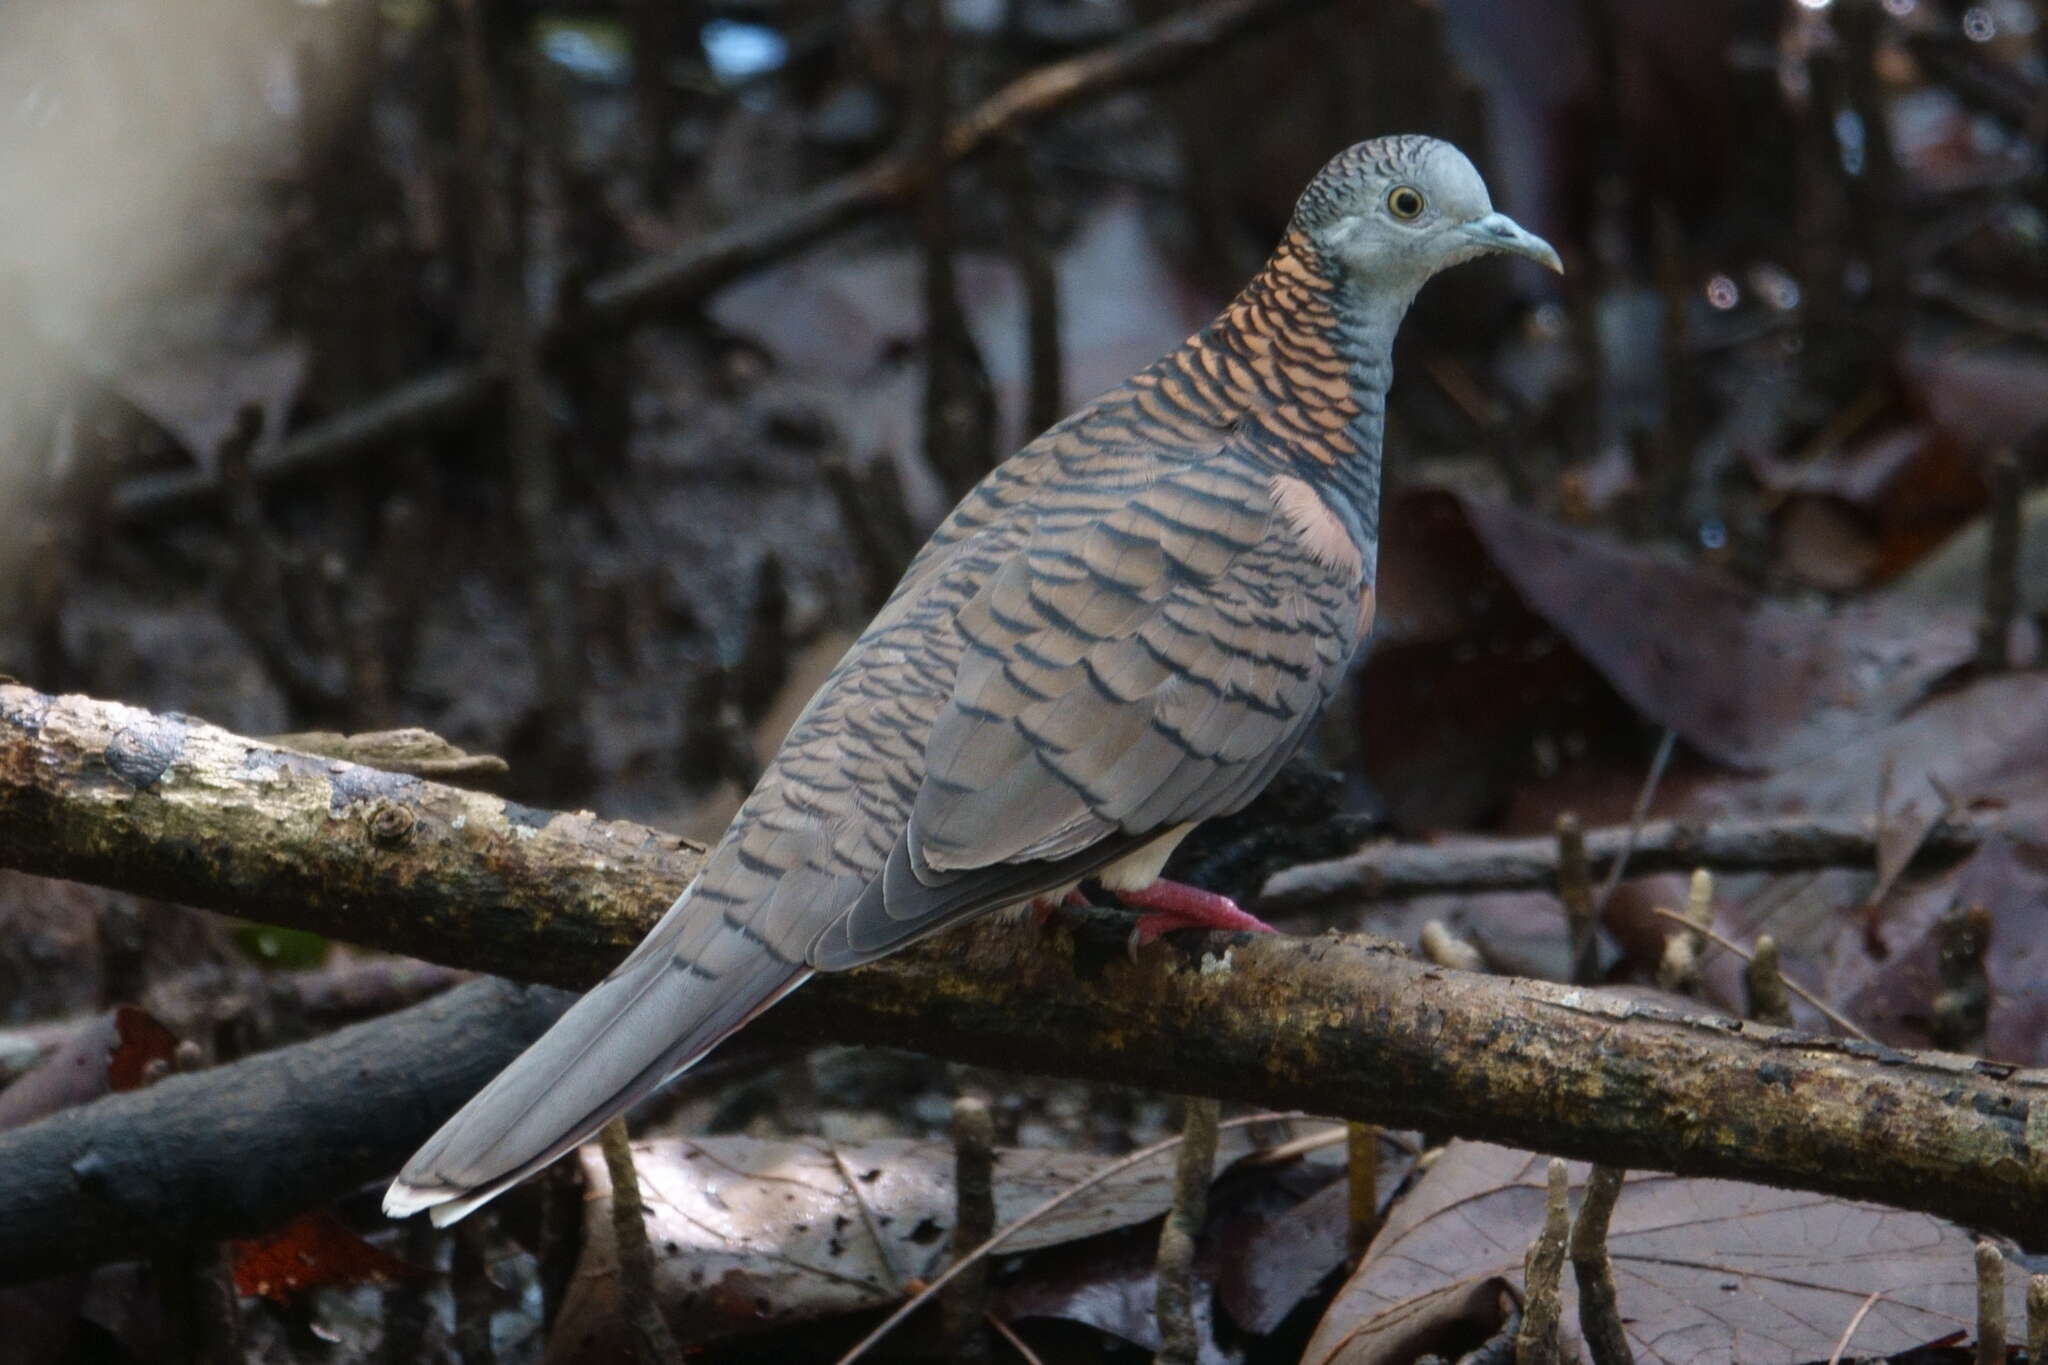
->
[1292,136,1562,287]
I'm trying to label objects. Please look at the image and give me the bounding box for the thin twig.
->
[832,1144,908,1294]
[1570,1166,1634,1365]
[1594,728,1679,915]
[1647,907,1874,1041]
[1556,813,1600,985]
[1514,1158,1570,1365]
[1154,1097,1221,1364]
[601,1119,684,1364]
[987,1313,1047,1365]
[942,1095,996,1364]
[1260,810,1991,910]
[833,1112,1307,1365]
[1977,1240,2006,1365]
[1655,870,1710,996]
[1346,1122,1381,1262]
[1825,1290,1885,1365]
[1743,934,1794,1027]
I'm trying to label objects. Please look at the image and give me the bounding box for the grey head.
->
[1291,135,1562,287]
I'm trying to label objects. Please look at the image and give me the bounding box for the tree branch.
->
[0,682,2042,1281]
[109,0,1345,522]
[1257,812,1994,909]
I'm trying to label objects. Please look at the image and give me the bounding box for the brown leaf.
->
[1302,1276,1515,1365]
[1694,672,2048,1057]
[103,1005,177,1093]
[1456,496,1975,771]
[996,1130,1382,1360]
[554,1131,1257,1350]
[229,1211,423,1304]
[0,1005,176,1130]
[1303,1142,2028,1365]
[1214,1133,1418,1335]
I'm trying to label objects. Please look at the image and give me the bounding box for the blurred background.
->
[1,0,2045,1359]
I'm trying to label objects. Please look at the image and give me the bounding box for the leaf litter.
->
[1301,1142,2031,1365]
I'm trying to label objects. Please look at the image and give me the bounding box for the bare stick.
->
[1570,1166,1634,1365]
[1656,869,1714,996]
[1743,934,1794,1027]
[1346,1122,1381,1262]
[987,1313,1046,1365]
[602,1118,684,1364]
[1260,812,1991,909]
[1514,1158,1570,1365]
[1154,1097,1221,1365]
[943,1096,997,1363]
[1976,1240,2006,1365]
[1825,1290,1884,1365]
[1594,728,1679,915]
[1647,907,1872,1041]
[1556,813,1600,985]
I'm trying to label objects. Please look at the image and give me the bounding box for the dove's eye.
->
[1386,186,1425,221]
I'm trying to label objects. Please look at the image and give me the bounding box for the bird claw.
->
[1117,880,1275,959]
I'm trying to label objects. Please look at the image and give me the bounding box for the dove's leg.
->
[1115,880,1277,946]
[1027,887,1092,929]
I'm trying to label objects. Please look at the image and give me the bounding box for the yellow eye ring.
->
[1387,185,1425,221]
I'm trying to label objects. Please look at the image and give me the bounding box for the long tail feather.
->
[383,884,811,1225]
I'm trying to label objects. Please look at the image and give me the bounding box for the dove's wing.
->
[812,447,1367,966]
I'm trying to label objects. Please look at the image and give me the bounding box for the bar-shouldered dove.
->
[387,135,1559,1225]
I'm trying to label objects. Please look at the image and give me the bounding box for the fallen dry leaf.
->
[1302,1142,2028,1365]
[1697,672,2048,1060]
[996,1129,1396,1360]
[1456,497,1975,771]
[229,1211,424,1304]
[0,1004,176,1130]
[1355,490,1974,833]
[553,1129,1259,1352]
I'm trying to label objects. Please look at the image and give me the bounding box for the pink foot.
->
[1116,879,1276,948]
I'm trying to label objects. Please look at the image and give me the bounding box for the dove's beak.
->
[1463,212,1564,274]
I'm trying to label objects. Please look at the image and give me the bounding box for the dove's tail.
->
[383,881,812,1226]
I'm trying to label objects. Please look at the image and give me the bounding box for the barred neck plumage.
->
[1147,228,1406,575]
